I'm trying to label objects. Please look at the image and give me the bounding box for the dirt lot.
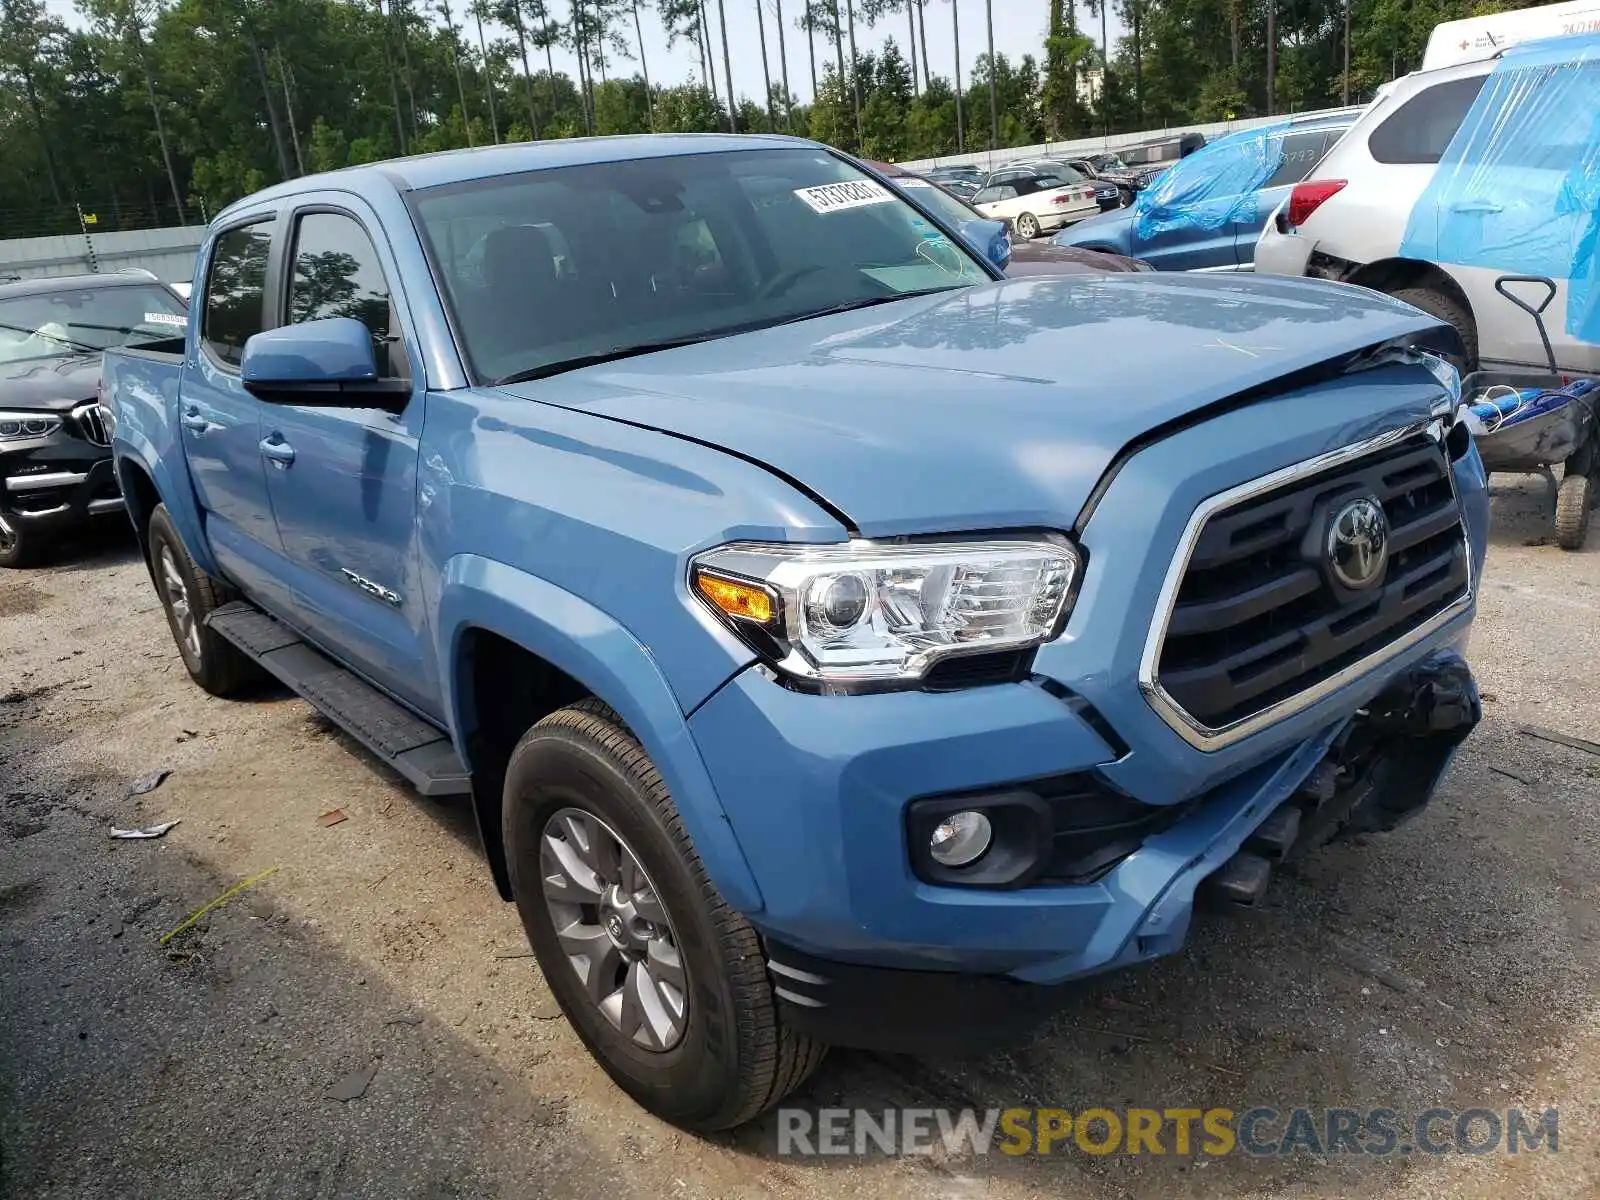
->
[3,477,1599,1200]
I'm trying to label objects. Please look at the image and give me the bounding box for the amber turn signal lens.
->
[695,572,776,625]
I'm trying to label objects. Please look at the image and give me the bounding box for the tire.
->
[0,513,44,569]
[146,503,260,696]
[1117,186,1134,207]
[1389,285,1478,373]
[1015,212,1041,240]
[503,700,825,1131]
[1555,470,1593,551]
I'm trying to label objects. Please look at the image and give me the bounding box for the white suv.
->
[1255,48,1600,375]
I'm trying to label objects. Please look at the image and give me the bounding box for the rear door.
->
[181,218,283,573]
[254,198,435,715]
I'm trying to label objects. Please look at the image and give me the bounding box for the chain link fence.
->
[0,197,210,241]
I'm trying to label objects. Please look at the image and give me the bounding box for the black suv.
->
[0,272,187,567]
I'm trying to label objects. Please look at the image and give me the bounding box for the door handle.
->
[180,408,208,433]
[1450,199,1504,215]
[258,435,296,469]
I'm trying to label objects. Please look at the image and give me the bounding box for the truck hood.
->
[499,273,1450,536]
[0,353,100,412]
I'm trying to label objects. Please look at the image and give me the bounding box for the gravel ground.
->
[2,475,1598,1200]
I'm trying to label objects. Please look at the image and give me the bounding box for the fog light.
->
[929,810,993,867]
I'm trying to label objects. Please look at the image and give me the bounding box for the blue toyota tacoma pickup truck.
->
[104,134,1488,1131]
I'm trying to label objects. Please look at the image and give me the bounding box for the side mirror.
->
[240,317,408,408]
[958,217,1012,272]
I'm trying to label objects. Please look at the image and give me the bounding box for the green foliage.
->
[0,0,1566,236]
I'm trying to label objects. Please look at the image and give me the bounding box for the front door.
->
[181,218,282,577]
[255,202,435,717]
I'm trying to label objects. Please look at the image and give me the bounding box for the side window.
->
[1012,178,1042,197]
[286,211,399,375]
[1264,130,1337,188]
[973,186,1001,205]
[1368,76,1488,164]
[202,222,272,368]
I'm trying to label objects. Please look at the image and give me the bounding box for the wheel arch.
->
[437,554,764,912]
[1343,258,1477,331]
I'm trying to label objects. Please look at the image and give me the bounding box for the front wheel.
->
[503,700,825,1131]
[1014,212,1041,240]
[146,504,260,696]
[0,513,43,569]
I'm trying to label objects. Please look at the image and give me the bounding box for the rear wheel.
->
[503,700,825,1131]
[0,513,43,569]
[146,504,260,696]
[1015,212,1041,240]
[1555,470,1593,551]
[1389,285,1478,373]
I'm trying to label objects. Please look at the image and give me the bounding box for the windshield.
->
[412,147,989,385]
[1090,153,1128,170]
[0,284,186,365]
[898,178,980,225]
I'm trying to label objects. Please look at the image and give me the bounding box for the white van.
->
[1256,29,1600,375]
[1422,0,1600,70]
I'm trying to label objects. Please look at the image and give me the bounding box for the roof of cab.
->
[218,133,819,219]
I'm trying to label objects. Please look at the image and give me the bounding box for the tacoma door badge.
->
[339,568,402,607]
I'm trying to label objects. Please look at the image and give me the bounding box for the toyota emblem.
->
[1327,497,1389,590]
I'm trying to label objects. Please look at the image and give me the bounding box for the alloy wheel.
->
[158,545,202,663]
[539,806,689,1051]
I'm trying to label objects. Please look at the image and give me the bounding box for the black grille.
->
[1156,433,1468,730]
[1034,774,1191,884]
[72,402,110,447]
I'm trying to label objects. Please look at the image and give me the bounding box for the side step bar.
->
[206,601,472,797]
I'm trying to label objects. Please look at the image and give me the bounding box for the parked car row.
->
[1052,111,1361,272]
[865,159,1150,273]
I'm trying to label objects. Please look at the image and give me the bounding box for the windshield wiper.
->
[488,287,968,387]
[0,320,101,356]
[491,335,724,386]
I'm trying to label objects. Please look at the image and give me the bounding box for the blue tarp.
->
[1398,33,1600,344]
[1132,121,1289,241]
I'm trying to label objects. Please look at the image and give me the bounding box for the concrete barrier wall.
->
[897,104,1368,173]
[0,224,205,284]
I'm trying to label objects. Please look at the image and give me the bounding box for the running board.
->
[206,601,472,797]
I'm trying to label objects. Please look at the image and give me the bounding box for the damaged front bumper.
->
[764,650,1479,1053]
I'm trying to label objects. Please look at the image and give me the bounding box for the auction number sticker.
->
[143,312,187,327]
[794,179,895,214]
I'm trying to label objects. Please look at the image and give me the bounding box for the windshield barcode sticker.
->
[793,180,895,214]
[143,312,186,327]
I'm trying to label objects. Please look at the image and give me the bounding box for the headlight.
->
[0,411,62,442]
[690,537,1081,688]
[1420,351,1462,411]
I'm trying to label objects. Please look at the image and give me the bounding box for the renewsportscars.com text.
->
[776,1106,1559,1158]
